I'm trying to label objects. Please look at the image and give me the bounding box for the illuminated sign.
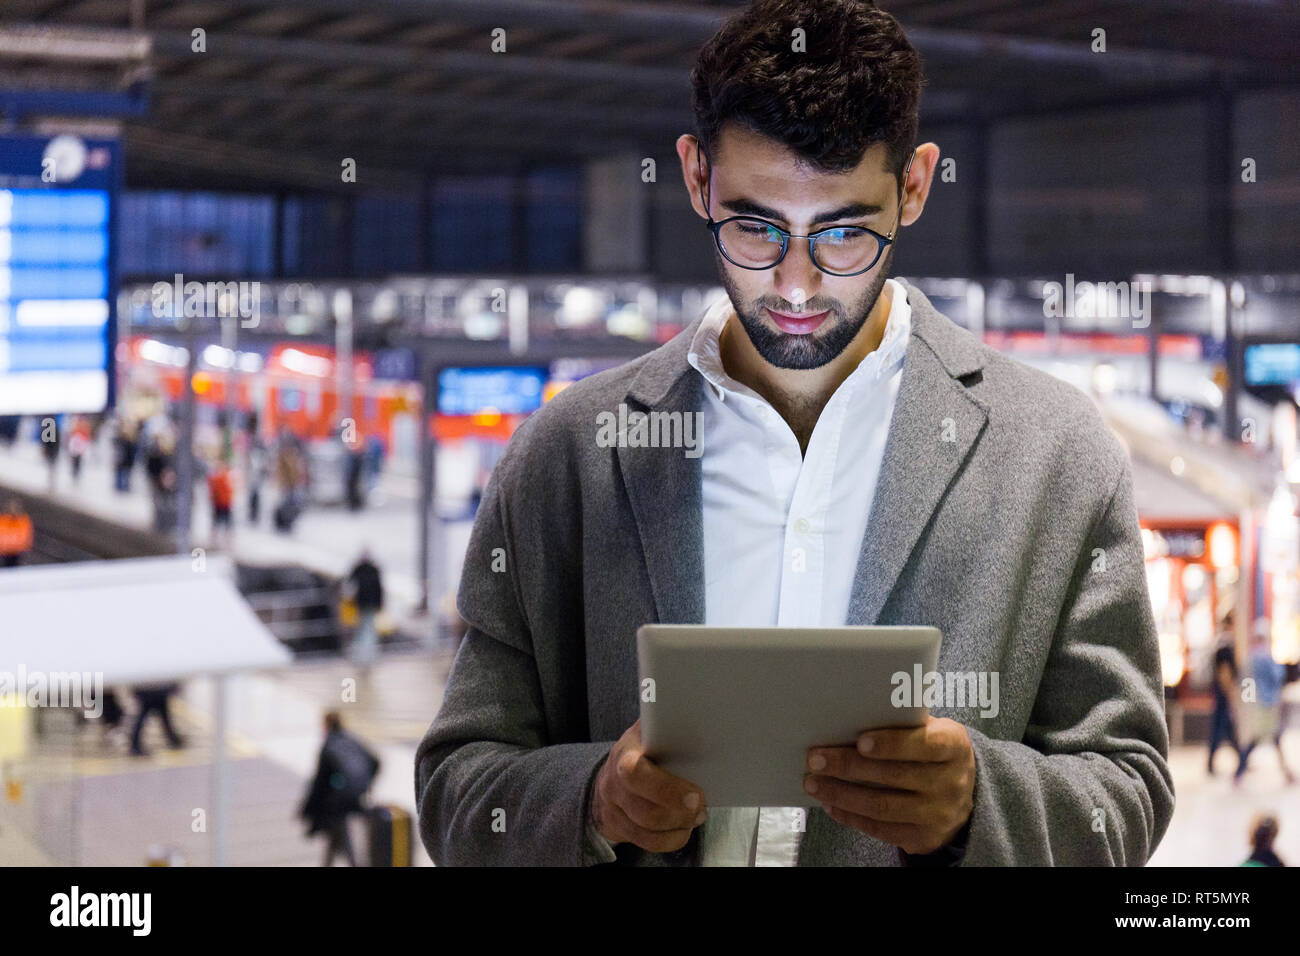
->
[1245,343,1300,387]
[0,134,119,414]
[437,366,546,416]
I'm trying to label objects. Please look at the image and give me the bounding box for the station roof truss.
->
[1,0,1297,191]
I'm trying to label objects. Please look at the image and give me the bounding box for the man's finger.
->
[616,747,706,813]
[858,719,964,762]
[807,746,931,790]
[804,774,928,823]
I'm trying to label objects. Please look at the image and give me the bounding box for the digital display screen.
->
[0,135,118,415]
[438,366,547,416]
[1245,343,1300,387]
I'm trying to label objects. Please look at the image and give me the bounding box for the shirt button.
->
[795,517,811,534]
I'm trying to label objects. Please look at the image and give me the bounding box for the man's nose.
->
[772,238,822,310]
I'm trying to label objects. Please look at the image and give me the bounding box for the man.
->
[416,0,1173,866]
[346,549,384,669]
[300,711,381,866]
[1234,618,1293,785]
[1207,613,1241,774]
[129,683,185,757]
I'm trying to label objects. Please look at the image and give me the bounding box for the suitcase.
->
[368,805,412,867]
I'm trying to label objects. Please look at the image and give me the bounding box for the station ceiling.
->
[2,0,1297,192]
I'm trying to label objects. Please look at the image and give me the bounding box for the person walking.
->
[1208,614,1242,775]
[207,457,235,550]
[346,549,384,670]
[273,430,307,533]
[129,683,186,757]
[244,417,269,524]
[40,416,60,491]
[299,711,380,866]
[67,416,92,483]
[1235,619,1294,785]
[113,417,139,493]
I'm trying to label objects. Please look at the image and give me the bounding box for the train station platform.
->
[0,430,463,866]
[0,431,475,642]
[0,649,453,866]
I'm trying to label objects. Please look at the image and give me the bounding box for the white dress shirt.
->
[584,278,911,865]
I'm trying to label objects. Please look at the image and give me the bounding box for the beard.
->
[715,244,894,371]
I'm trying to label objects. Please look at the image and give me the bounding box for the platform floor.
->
[1,647,457,866]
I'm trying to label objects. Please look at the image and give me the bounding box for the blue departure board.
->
[0,134,119,415]
[1246,344,1300,387]
[438,366,547,416]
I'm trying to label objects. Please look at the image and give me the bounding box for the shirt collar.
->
[687,277,912,402]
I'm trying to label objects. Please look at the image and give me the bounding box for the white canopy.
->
[0,554,290,866]
[0,554,291,683]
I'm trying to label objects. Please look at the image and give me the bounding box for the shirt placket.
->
[754,384,853,866]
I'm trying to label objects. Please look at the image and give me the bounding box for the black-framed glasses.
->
[698,143,914,277]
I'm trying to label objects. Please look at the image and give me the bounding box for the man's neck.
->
[720,281,894,455]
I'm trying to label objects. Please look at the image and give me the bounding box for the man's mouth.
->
[765,307,830,335]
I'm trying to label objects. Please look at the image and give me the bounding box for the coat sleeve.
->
[414,449,611,866]
[959,457,1175,865]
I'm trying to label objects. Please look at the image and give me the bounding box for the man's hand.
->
[803,716,975,855]
[590,718,708,853]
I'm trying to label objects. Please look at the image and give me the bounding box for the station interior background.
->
[0,0,1298,866]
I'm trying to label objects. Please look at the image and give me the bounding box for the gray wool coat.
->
[414,280,1175,866]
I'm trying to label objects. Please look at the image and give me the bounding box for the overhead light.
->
[0,25,151,63]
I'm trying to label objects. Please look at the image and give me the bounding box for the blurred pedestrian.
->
[1240,814,1285,867]
[67,417,91,482]
[112,417,139,493]
[1208,613,1242,775]
[273,430,307,533]
[244,415,269,524]
[363,434,384,497]
[346,549,384,670]
[146,432,179,535]
[129,683,186,757]
[207,457,235,550]
[40,416,60,490]
[298,711,380,866]
[0,498,34,568]
[345,435,365,512]
[1235,618,1294,785]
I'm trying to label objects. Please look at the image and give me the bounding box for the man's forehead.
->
[710,125,892,182]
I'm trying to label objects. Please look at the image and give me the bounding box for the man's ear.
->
[676,133,710,221]
[899,142,941,228]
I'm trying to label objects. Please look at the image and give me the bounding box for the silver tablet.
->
[637,624,943,807]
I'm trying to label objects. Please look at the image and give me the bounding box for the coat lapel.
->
[845,282,990,628]
[617,322,708,626]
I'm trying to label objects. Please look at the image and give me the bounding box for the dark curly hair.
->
[691,0,924,183]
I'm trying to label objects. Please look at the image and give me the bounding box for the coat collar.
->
[617,279,989,627]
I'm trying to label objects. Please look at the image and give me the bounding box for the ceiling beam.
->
[149,78,689,131]
[166,0,1289,78]
[147,27,684,92]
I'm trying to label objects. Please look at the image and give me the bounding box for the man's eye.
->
[819,228,868,245]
